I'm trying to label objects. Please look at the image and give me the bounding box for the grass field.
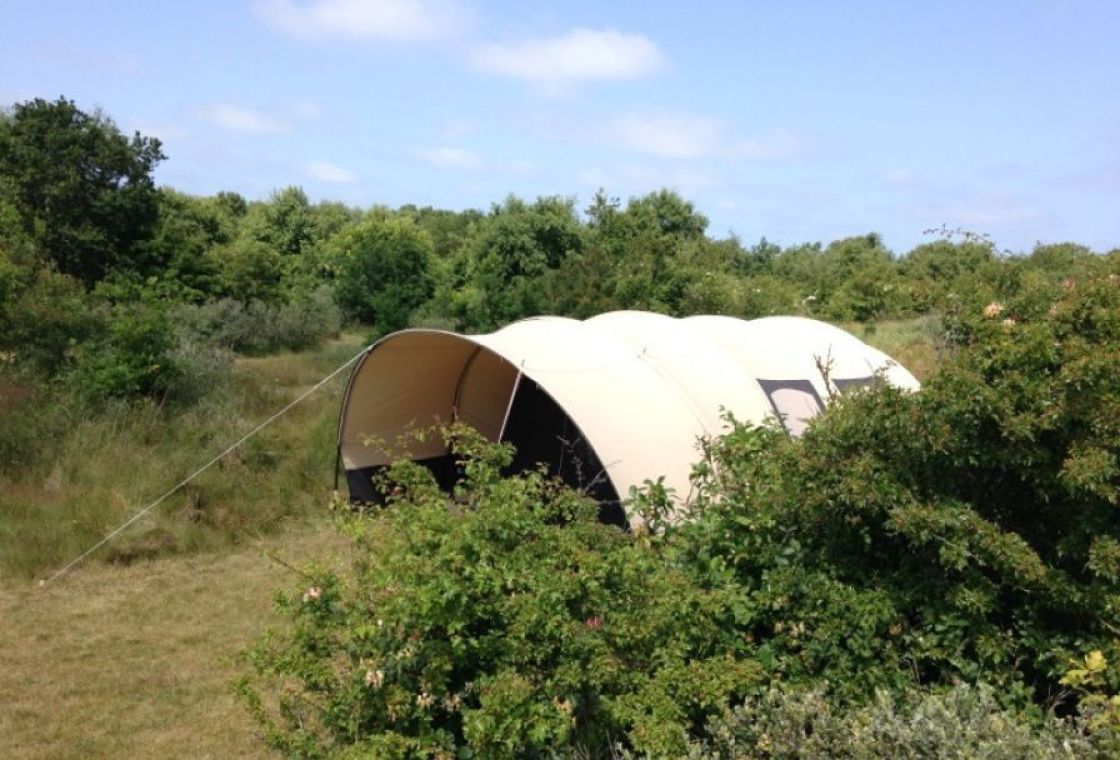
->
[0,332,367,581]
[0,334,371,757]
[0,521,348,759]
[0,316,944,758]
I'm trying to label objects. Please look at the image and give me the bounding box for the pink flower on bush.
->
[585,616,603,629]
[983,302,1004,319]
[302,586,322,603]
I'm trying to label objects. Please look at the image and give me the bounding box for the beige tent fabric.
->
[338,311,920,517]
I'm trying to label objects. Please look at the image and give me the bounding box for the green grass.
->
[844,314,944,381]
[0,521,350,759]
[0,332,367,581]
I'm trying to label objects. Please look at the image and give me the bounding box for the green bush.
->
[681,683,1100,759]
[240,426,761,759]
[66,301,187,402]
[173,286,340,355]
[681,271,1120,705]
[0,266,98,376]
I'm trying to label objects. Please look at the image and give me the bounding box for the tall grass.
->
[0,333,366,581]
[845,314,944,381]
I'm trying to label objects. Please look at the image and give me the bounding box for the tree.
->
[623,189,709,239]
[451,196,584,330]
[240,186,315,258]
[214,238,285,304]
[0,97,165,285]
[324,215,434,332]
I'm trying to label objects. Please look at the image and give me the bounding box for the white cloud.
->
[473,28,663,87]
[420,146,482,169]
[255,0,464,41]
[200,104,289,135]
[305,161,357,183]
[608,114,722,160]
[607,113,802,162]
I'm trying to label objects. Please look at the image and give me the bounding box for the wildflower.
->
[416,692,434,709]
[983,302,1004,319]
[302,586,322,603]
[442,693,462,712]
[1062,277,1076,290]
[1002,317,1017,329]
[585,616,603,629]
[365,669,384,688]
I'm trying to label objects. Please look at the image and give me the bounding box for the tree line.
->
[3,97,1117,405]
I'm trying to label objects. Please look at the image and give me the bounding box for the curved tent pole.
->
[497,369,524,442]
[451,345,484,422]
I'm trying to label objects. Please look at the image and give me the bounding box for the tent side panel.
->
[455,349,519,441]
[339,333,477,470]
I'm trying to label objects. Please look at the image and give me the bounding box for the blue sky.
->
[3,1,1118,253]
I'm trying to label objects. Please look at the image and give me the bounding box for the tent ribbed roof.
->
[338,311,920,515]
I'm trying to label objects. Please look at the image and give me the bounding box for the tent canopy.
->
[337,311,919,523]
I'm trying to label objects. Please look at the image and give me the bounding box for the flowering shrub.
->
[681,271,1120,706]
[239,425,761,758]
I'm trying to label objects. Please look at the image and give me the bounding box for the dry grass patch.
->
[847,315,944,381]
[0,520,349,759]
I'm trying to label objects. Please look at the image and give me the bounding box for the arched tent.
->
[337,311,920,526]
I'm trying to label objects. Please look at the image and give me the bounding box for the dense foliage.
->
[679,268,1120,709]
[0,97,165,285]
[242,271,1120,756]
[681,684,1104,759]
[241,426,762,758]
